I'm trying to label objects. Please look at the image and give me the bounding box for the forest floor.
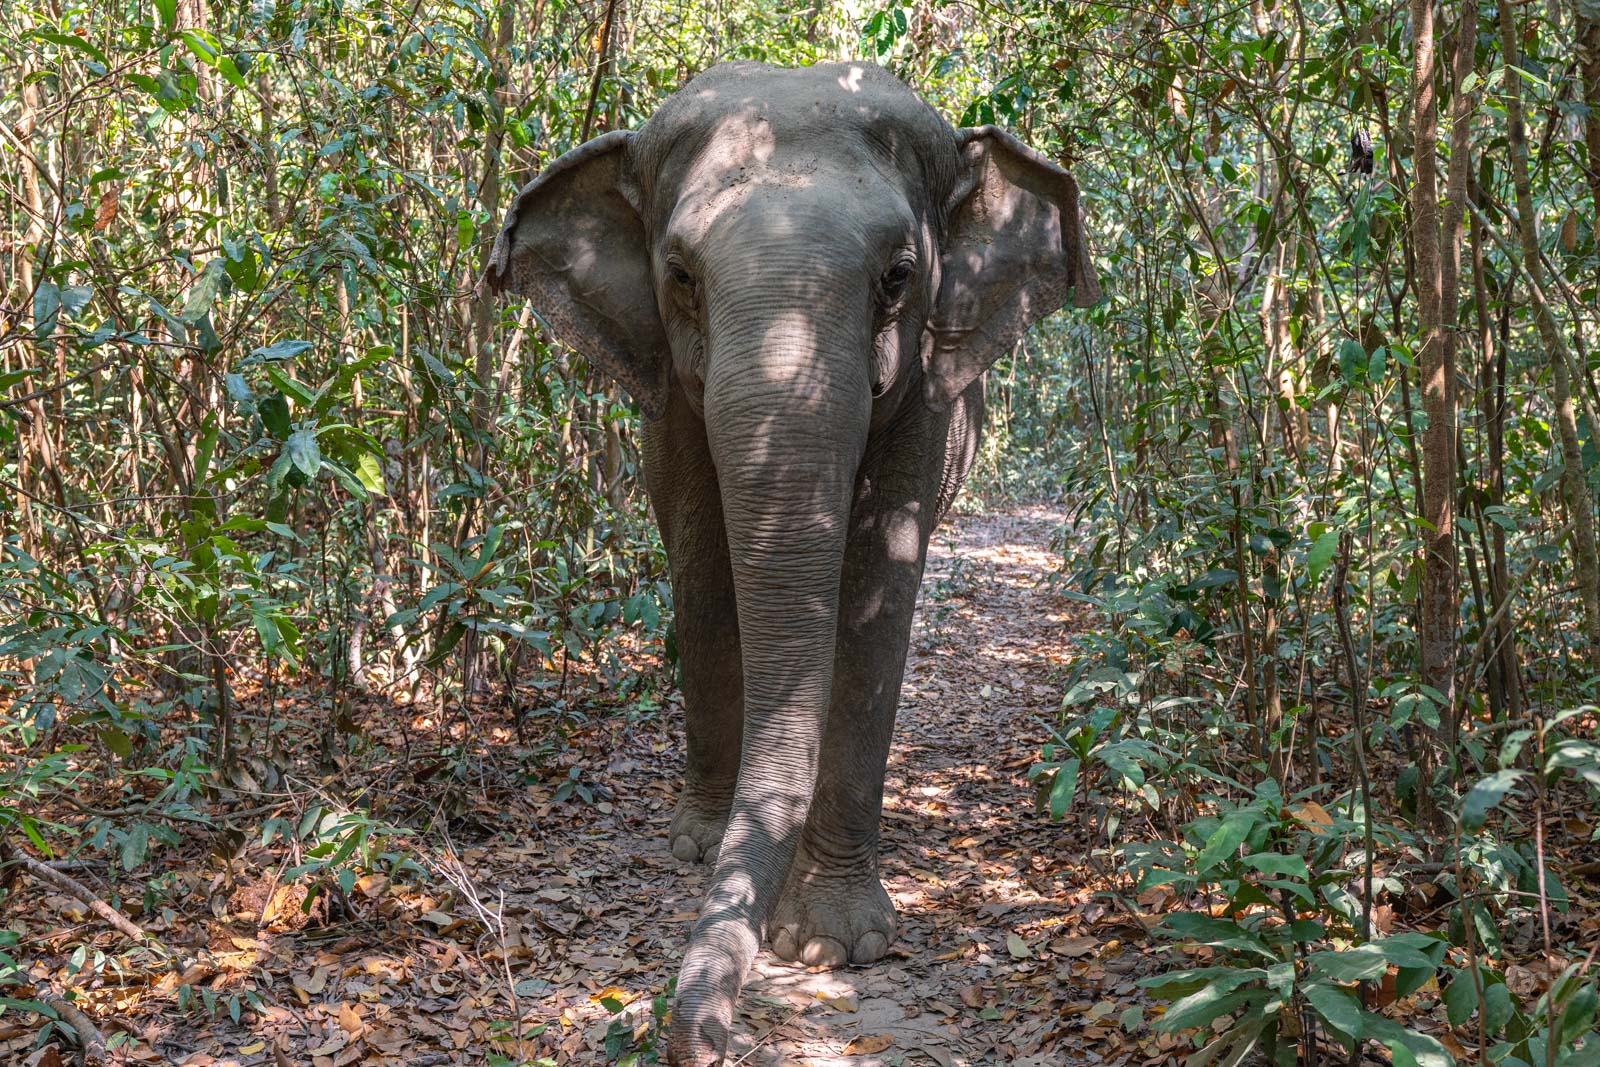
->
[6,508,1182,1066]
[554,504,1171,1067]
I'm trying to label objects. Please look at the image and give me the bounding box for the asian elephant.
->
[481,61,1099,1067]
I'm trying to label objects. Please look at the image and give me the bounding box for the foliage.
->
[1,0,1599,1062]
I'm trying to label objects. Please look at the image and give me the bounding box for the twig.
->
[1333,532,1374,1067]
[38,989,109,1067]
[728,1003,810,1067]
[8,852,151,946]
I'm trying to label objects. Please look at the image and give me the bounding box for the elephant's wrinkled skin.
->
[481,61,1098,1066]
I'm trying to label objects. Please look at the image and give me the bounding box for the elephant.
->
[481,60,1098,1066]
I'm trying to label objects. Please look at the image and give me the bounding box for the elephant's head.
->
[482,61,1097,1066]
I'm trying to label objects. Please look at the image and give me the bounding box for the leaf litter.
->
[0,508,1293,1064]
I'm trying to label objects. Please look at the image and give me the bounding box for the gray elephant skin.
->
[481,61,1098,1066]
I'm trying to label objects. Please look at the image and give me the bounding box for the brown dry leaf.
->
[818,992,859,1012]
[93,185,119,231]
[1050,934,1100,957]
[306,1031,346,1057]
[1292,802,1335,832]
[842,1033,894,1055]
[958,983,983,1008]
[337,1001,364,1035]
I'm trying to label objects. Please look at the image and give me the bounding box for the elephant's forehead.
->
[635,61,957,225]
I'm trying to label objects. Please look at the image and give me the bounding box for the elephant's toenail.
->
[851,930,889,964]
[671,836,701,862]
[772,928,798,961]
[801,936,848,968]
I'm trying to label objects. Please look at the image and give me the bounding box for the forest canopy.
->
[2,0,1600,1064]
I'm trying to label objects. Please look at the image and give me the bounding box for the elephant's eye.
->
[668,261,695,290]
[879,258,916,304]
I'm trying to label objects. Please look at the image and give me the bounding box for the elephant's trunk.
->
[667,290,871,1066]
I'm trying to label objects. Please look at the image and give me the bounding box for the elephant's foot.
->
[770,841,896,968]
[668,781,733,865]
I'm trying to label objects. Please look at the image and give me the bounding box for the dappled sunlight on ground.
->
[510,507,1171,1065]
[4,509,1183,1067]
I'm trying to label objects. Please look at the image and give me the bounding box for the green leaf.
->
[30,29,110,69]
[1461,769,1524,830]
[1155,984,1263,1033]
[1160,913,1278,962]
[1484,980,1514,1036]
[1339,337,1369,385]
[1306,943,1388,982]
[1139,966,1267,999]
[1195,809,1255,874]
[1361,1014,1453,1067]
[101,726,133,758]
[179,259,227,324]
[286,429,321,481]
[322,459,369,501]
[265,367,317,406]
[217,55,249,91]
[1243,852,1308,879]
[247,339,313,363]
[355,452,386,495]
[1190,568,1238,590]
[258,393,291,439]
[1443,967,1478,1026]
[153,0,177,32]
[1307,528,1341,583]
[121,824,149,870]
[1302,980,1364,1039]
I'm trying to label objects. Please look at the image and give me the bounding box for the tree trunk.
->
[1411,0,1457,760]
[1430,0,1477,752]
[1501,0,1600,653]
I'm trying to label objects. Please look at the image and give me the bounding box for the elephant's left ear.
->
[924,126,1100,410]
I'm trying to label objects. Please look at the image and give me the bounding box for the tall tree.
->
[1500,0,1600,653]
[1411,0,1456,755]
[1436,0,1479,750]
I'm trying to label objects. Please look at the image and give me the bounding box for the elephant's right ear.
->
[481,130,669,419]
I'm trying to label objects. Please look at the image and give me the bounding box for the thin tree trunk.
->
[1501,0,1600,653]
[1579,4,1600,248]
[1410,0,1451,815]
[1429,0,1477,752]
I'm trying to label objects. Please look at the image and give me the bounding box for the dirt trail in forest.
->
[536,506,1153,1066]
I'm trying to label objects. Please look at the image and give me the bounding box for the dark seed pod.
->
[1348,128,1375,176]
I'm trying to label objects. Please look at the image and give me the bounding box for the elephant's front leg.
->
[643,402,744,866]
[769,437,940,968]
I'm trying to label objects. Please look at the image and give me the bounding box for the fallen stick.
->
[39,990,109,1067]
[9,851,150,945]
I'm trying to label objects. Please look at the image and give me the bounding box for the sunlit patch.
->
[839,66,866,93]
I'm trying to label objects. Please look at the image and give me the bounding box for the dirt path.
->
[524,506,1152,1065]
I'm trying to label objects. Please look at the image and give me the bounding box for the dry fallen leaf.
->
[1292,802,1335,832]
[1050,935,1100,957]
[842,1033,894,1055]
[337,1001,364,1035]
[817,991,859,1012]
